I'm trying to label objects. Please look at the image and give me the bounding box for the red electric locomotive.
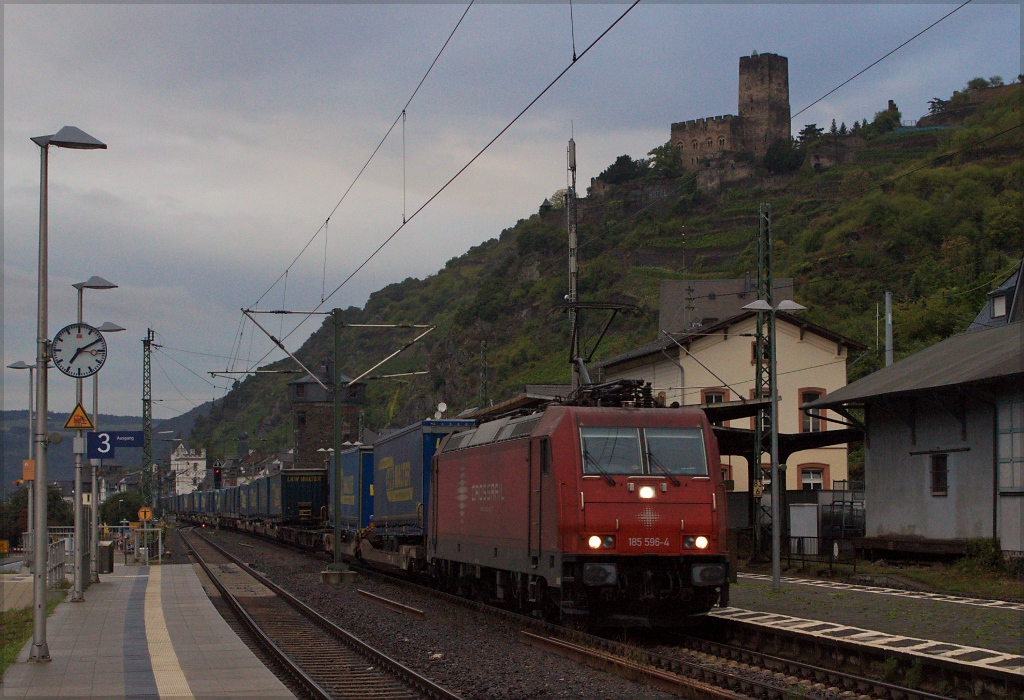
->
[428,403,729,627]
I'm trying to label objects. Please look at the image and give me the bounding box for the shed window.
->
[993,294,1007,318]
[998,395,1024,492]
[930,454,948,496]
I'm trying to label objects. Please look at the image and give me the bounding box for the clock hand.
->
[68,347,84,365]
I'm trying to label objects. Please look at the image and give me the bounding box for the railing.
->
[46,539,68,588]
[787,536,857,575]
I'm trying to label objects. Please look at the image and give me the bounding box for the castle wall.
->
[737,53,790,156]
[670,115,744,169]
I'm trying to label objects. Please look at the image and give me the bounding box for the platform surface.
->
[0,563,294,699]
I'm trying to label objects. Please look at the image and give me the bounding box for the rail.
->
[184,528,462,700]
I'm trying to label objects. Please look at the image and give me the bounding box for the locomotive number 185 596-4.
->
[627,537,671,547]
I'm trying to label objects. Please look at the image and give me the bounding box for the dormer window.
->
[296,384,305,398]
[993,294,1007,318]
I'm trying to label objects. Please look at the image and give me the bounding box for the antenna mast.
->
[567,138,580,389]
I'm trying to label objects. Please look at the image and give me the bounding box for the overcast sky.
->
[3,2,1020,418]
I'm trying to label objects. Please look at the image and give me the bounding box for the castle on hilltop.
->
[671,52,790,169]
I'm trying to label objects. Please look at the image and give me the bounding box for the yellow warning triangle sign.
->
[63,403,95,431]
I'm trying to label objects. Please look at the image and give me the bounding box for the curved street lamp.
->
[29,126,106,662]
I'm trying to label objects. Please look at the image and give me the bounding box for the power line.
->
[153,355,200,410]
[155,347,230,391]
[250,0,476,309]
[791,0,973,121]
[243,0,643,372]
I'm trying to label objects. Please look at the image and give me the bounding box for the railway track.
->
[179,527,462,700]
[199,526,961,700]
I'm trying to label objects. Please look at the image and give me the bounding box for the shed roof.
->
[807,321,1024,409]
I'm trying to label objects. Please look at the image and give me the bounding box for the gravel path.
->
[730,577,1022,654]
[206,530,677,700]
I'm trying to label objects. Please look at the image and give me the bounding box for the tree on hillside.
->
[101,491,145,525]
[596,155,648,185]
[647,142,684,179]
[829,119,839,136]
[797,123,824,145]
[867,100,902,135]
[762,138,803,174]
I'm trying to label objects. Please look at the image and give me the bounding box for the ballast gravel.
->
[207,529,676,700]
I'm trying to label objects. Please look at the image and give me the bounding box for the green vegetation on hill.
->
[191,81,1022,459]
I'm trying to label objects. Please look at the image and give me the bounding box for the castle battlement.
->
[671,115,736,132]
[670,53,790,168]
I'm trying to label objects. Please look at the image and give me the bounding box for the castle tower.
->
[737,52,790,156]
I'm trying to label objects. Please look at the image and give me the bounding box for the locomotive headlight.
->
[638,486,656,499]
[695,536,709,549]
[588,535,603,549]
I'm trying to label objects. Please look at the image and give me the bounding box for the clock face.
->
[51,323,107,378]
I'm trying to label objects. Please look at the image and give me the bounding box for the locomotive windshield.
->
[580,426,708,476]
[580,427,643,475]
[645,428,708,476]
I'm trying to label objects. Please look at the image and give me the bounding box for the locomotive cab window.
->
[580,427,643,475]
[644,428,708,475]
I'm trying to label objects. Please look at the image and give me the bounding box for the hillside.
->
[190,80,1022,459]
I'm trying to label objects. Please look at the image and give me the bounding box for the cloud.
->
[4,3,1019,414]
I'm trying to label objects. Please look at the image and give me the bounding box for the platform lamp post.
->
[29,126,106,662]
[742,298,806,591]
[69,276,117,601]
[89,321,125,582]
[7,361,36,545]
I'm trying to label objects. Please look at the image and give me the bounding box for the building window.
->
[719,137,726,147]
[993,294,1007,318]
[706,138,713,148]
[801,468,824,490]
[750,340,771,366]
[702,389,729,427]
[998,395,1024,492]
[296,384,305,398]
[800,389,825,433]
[297,411,307,428]
[692,141,698,150]
[930,454,948,496]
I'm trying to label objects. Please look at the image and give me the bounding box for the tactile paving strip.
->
[710,606,1024,676]
[738,572,1024,611]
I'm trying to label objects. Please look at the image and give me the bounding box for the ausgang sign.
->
[87,431,145,460]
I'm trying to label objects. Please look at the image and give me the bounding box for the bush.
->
[955,538,1004,572]
[101,491,146,525]
[763,138,804,174]
[596,155,648,185]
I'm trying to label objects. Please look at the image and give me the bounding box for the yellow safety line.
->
[145,567,195,699]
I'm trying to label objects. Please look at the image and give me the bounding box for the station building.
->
[592,278,865,494]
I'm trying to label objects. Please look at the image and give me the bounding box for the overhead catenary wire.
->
[242,0,643,373]
[250,0,476,309]
[791,0,973,121]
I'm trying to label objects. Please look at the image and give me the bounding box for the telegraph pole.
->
[752,204,774,561]
[331,309,344,569]
[567,138,580,389]
[141,329,154,506]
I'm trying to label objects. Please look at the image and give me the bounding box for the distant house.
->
[593,303,866,493]
[169,442,207,495]
[807,320,1024,554]
[288,358,365,470]
[967,258,1023,332]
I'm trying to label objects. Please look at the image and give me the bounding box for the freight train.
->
[166,386,730,627]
